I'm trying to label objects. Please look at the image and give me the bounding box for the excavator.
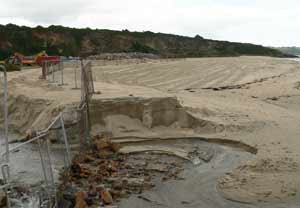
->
[7,51,48,66]
[1,51,60,71]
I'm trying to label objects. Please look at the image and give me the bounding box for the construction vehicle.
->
[7,52,36,66]
[1,51,60,72]
[36,55,61,67]
[36,55,61,79]
[5,51,49,66]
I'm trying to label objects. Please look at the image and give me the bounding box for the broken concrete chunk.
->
[96,138,111,150]
[101,190,113,205]
[146,164,168,172]
[74,191,88,208]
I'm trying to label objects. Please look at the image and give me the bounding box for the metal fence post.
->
[2,67,10,207]
[80,60,84,101]
[45,138,57,207]
[1,164,11,208]
[1,65,9,164]
[51,63,55,83]
[37,139,49,188]
[42,62,47,79]
[60,115,71,168]
[60,61,64,85]
[74,61,78,89]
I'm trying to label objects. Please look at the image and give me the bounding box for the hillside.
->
[0,24,294,60]
[275,47,300,56]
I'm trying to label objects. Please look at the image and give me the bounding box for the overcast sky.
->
[0,0,299,47]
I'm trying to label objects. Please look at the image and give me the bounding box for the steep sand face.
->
[2,56,300,204]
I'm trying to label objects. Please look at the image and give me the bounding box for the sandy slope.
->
[2,56,300,204]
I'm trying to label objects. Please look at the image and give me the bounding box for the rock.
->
[88,184,98,197]
[74,191,88,208]
[71,163,92,178]
[63,185,78,201]
[268,97,279,101]
[146,164,168,172]
[98,150,114,159]
[0,190,6,207]
[83,155,95,163]
[112,180,123,190]
[126,178,145,187]
[111,143,121,153]
[57,198,72,208]
[108,161,118,172]
[96,138,111,150]
[110,189,121,198]
[25,129,37,140]
[95,136,120,153]
[101,190,113,205]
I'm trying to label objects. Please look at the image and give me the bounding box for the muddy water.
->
[1,132,299,208]
[119,139,299,208]
[0,132,65,207]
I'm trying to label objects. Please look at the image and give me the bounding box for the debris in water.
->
[58,134,184,207]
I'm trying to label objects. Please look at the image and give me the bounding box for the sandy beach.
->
[2,56,300,207]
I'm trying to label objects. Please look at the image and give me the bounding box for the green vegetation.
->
[0,63,21,72]
[0,24,294,60]
[275,47,300,56]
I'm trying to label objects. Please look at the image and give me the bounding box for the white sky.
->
[0,0,299,47]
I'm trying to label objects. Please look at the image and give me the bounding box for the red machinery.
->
[36,55,61,79]
[36,56,61,67]
[8,53,36,66]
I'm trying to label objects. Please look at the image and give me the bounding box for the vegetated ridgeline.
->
[0,24,296,60]
[274,47,300,56]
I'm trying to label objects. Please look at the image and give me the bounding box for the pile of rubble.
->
[58,135,184,207]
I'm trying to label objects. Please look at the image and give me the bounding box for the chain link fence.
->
[0,59,95,207]
[1,113,70,207]
[42,60,65,85]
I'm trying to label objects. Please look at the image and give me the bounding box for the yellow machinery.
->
[0,51,49,71]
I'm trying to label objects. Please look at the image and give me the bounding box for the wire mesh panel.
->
[1,134,56,208]
[0,59,95,207]
[43,61,64,85]
[77,103,89,150]
[37,137,56,207]
[0,112,73,207]
[73,60,81,89]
